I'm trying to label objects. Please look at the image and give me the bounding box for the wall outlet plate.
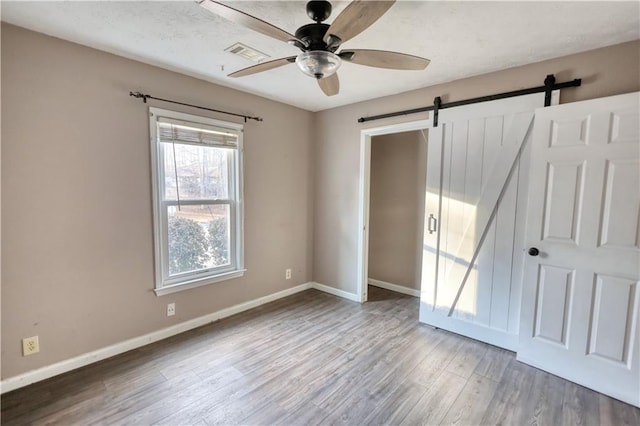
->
[167,303,176,317]
[285,269,292,280]
[22,336,40,356]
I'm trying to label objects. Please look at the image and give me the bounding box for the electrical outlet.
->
[167,303,176,317]
[22,336,39,356]
[285,268,292,280]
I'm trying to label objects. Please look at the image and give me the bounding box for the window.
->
[149,108,244,295]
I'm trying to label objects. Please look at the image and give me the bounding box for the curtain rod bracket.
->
[129,91,263,122]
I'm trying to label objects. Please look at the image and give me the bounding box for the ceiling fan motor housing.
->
[295,23,334,52]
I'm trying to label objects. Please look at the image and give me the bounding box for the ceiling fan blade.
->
[339,49,430,70]
[318,73,339,96]
[323,1,396,46]
[199,0,302,44]
[228,56,296,78]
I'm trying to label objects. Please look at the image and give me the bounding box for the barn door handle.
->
[428,214,437,234]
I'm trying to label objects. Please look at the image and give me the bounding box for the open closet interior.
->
[367,130,427,297]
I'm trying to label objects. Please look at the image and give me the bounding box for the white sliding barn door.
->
[518,92,640,407]
[420,93,551,350]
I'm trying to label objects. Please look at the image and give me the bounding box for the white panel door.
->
[518,92,640,407]
[420,93,552,350]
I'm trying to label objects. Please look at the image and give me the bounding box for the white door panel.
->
[420,92,552,350]
[518,91,640,407]
[533,264,574,347]
[589,274,637,364]
[600,158,640,249]
[542,160,585,244]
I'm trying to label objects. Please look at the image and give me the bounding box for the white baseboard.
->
[368,278,420,297]
[0,282,314,394]
[310,282,361,302]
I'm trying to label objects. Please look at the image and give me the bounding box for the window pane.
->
[162,142,230,201]
[167,204,231,276]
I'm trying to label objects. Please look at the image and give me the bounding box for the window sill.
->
[154,269,246,296]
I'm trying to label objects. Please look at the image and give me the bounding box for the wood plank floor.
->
[2,286,638,425]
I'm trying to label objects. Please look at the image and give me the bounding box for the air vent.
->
[224,42,270,63]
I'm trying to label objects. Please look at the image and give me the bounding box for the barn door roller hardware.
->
[129,91,263,123]
[357,74,582,126]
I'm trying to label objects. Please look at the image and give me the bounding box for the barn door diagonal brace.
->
[356,74,582,125]
[446,114,535,317]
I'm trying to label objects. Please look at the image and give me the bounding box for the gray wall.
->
[368,131,426,290]
[1,24,315,379]
[313,40,640,294]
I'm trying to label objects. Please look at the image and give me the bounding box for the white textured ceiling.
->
[2,1,639,111]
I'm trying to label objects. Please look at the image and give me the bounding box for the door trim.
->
[357,119,432,303]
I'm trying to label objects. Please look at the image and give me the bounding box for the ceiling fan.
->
[198,0,430,96]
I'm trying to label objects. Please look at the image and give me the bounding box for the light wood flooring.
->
[2,286,639,425]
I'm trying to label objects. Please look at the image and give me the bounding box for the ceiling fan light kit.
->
[296,50,342,79]
[200,0,430,96]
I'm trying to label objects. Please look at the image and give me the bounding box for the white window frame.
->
[149,107,245,296]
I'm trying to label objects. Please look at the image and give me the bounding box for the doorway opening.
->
[357,119,432,303]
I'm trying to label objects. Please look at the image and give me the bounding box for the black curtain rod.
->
[129,91,263,123]
[357,74,582,126]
